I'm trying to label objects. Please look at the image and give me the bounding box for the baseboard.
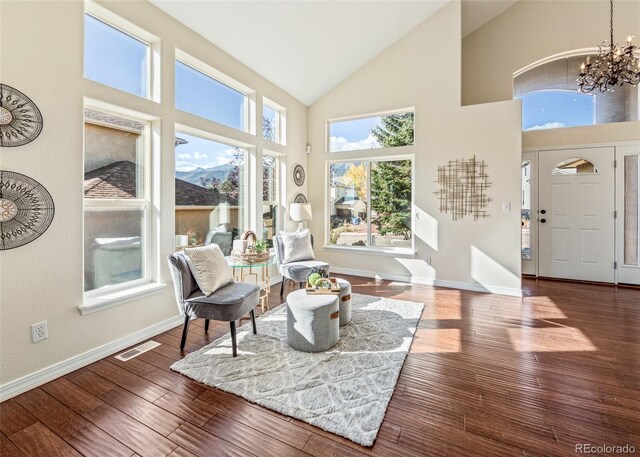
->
[329,267,522,297]
[0,315,184,402]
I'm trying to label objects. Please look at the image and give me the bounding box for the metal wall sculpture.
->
[0,170,55,250]
[0,84,44,147]
[434,155,491,221]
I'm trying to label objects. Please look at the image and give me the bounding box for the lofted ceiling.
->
[462,0,519,38]
[151,0,517,106]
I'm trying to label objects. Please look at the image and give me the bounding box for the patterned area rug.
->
[171,293,424,446]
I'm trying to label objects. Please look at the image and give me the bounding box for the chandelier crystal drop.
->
[577,0,640,93]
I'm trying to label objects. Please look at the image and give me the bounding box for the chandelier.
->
[577,0,639,93]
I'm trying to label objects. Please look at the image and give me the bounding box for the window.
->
[518,91,595,131]
[262,98,285,144]
[262,153,280,247]
[174,131,246,253]
[83,109,150,292]
[84,14,149,98]
[329,159,412,249]
[175,60,248,132]
[552,157,599,175]
[328,111,414,152]
[624,154,639,266]
[521,160,532,259]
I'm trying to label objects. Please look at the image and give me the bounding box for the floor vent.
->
[115,340,161,362]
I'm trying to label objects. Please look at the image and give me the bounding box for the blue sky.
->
[330,116,382,152]
[175,132,240,172]
[520,91,595,131]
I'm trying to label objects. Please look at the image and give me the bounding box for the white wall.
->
[308,2,522,295]
[0,0,307,389]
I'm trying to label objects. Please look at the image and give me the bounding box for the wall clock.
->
[293,193,308,204]
[0,84,44,147]
[0,170,55,250]
[293,164,305,187]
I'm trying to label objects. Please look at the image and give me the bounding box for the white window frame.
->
[262,150,284,244]
[324,155,415,256]
[82,105,160,312]
[84,2,160,101]
[263,97,286,145]
[326,108,414,153]
[175,49,255,135]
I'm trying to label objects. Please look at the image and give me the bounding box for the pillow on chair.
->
[279,229,315,264]
[183,244,234,296]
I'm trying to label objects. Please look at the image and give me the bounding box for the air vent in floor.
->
[115,340,161,362]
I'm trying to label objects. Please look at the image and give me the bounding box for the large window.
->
[262,153,280,247]
[262,98,285,144]
[518,91,595,131]
[84,14,149,98]
[328,111,414,152]
[175,60,248,132]
[329,159,412,249]
[83,110,150,292]
[174,132,246,254]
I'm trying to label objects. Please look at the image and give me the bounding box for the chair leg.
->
[180,315,190,351]
[280,278,285,298]
[250,309,257,335]
[230,321,237,357]
[204,319,210,333]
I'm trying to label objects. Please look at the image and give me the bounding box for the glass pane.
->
[519,91,594,131]
[263,105,278,142]
[84,14,148,98]
[521,160,532,259]
[84,209,143,291]
[262,155,278,247]
[328,111,414,152]
[262,204,277,248]
[624,155,639,266]
[329,162,368,246]
[174,132,245,253]
[175,61,246,132]
[552,157,599,175]
[370,160,412,247]
[84,110,145,199]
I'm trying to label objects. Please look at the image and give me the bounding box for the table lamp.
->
[290,203,312,231]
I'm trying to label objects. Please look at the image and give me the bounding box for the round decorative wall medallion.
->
[293,164,305,187]
[0,170,55,250]
[0,84,44,147]
[293,193,308,204]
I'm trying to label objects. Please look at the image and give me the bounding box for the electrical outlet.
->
[424,257,431,265]
[31,321,48,343]
[502,202,511,212]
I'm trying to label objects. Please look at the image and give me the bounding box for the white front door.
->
[538,147,615,282]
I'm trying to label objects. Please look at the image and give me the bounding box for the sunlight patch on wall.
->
[470,245,520,292]
[414,205,438,250]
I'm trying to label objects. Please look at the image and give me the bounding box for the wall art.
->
[434,155,491,221]
[0,84,44,147]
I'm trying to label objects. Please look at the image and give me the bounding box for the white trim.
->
[0,314,183,402]
[513,48,598,78]
[323,245,415,258]
[81,282,167,315]
[523,140,640,153]
[329,266,523,297]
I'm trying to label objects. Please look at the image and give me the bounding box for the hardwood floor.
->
[1,276,639,456]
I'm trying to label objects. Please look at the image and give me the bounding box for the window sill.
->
[80,282,167,315]
[322,245,416,258]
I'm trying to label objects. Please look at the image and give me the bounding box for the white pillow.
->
[183,244,234,296]
[279,229,315,264]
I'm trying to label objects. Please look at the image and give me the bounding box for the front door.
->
[538,147,615,282]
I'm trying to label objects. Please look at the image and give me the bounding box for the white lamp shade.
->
[290,203,312,222]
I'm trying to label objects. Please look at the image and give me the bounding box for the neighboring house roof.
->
[84,160,237,205]
[85,109,144,132]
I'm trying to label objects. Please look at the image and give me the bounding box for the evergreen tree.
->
[369,113,413,239]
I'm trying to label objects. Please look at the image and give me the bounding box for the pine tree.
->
[369,113,413,239]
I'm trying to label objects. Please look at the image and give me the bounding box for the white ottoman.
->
[287,289,340,352]
[336,278,352,326]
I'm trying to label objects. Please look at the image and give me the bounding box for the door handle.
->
[540,218,547,223]
[540,209,546,214]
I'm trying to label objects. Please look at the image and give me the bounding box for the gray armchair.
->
[204,225,233,256]
[273,234,330,298]
[167,251,260,356]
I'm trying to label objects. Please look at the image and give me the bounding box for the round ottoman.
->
[336,278,352,326]
[286,289,340,352]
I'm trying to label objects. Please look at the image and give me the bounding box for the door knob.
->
[540,209,546,214]
[540,218,547,223]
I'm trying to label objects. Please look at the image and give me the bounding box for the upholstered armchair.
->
[273,234,330,297]
[167,251,260,356]
[204,225,233,255]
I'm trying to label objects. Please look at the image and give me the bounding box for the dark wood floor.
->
[1,276,639,457]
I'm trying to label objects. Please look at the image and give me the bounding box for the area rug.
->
[171,293,424,446]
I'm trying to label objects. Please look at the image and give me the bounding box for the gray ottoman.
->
[286,289,340,352]
[336,278,352,326]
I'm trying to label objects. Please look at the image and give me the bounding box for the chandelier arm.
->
[610,0,614,51]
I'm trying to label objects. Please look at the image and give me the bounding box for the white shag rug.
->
[171,293,424,446]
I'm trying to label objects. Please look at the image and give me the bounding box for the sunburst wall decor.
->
[0,84,44,147]
[0,170,55,250]
[434,155,491,221]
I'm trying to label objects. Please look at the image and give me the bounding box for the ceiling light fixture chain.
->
[577,0,639,93]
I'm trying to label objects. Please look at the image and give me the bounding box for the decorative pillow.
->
[183,244,234,296]
[279,229,315,264]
